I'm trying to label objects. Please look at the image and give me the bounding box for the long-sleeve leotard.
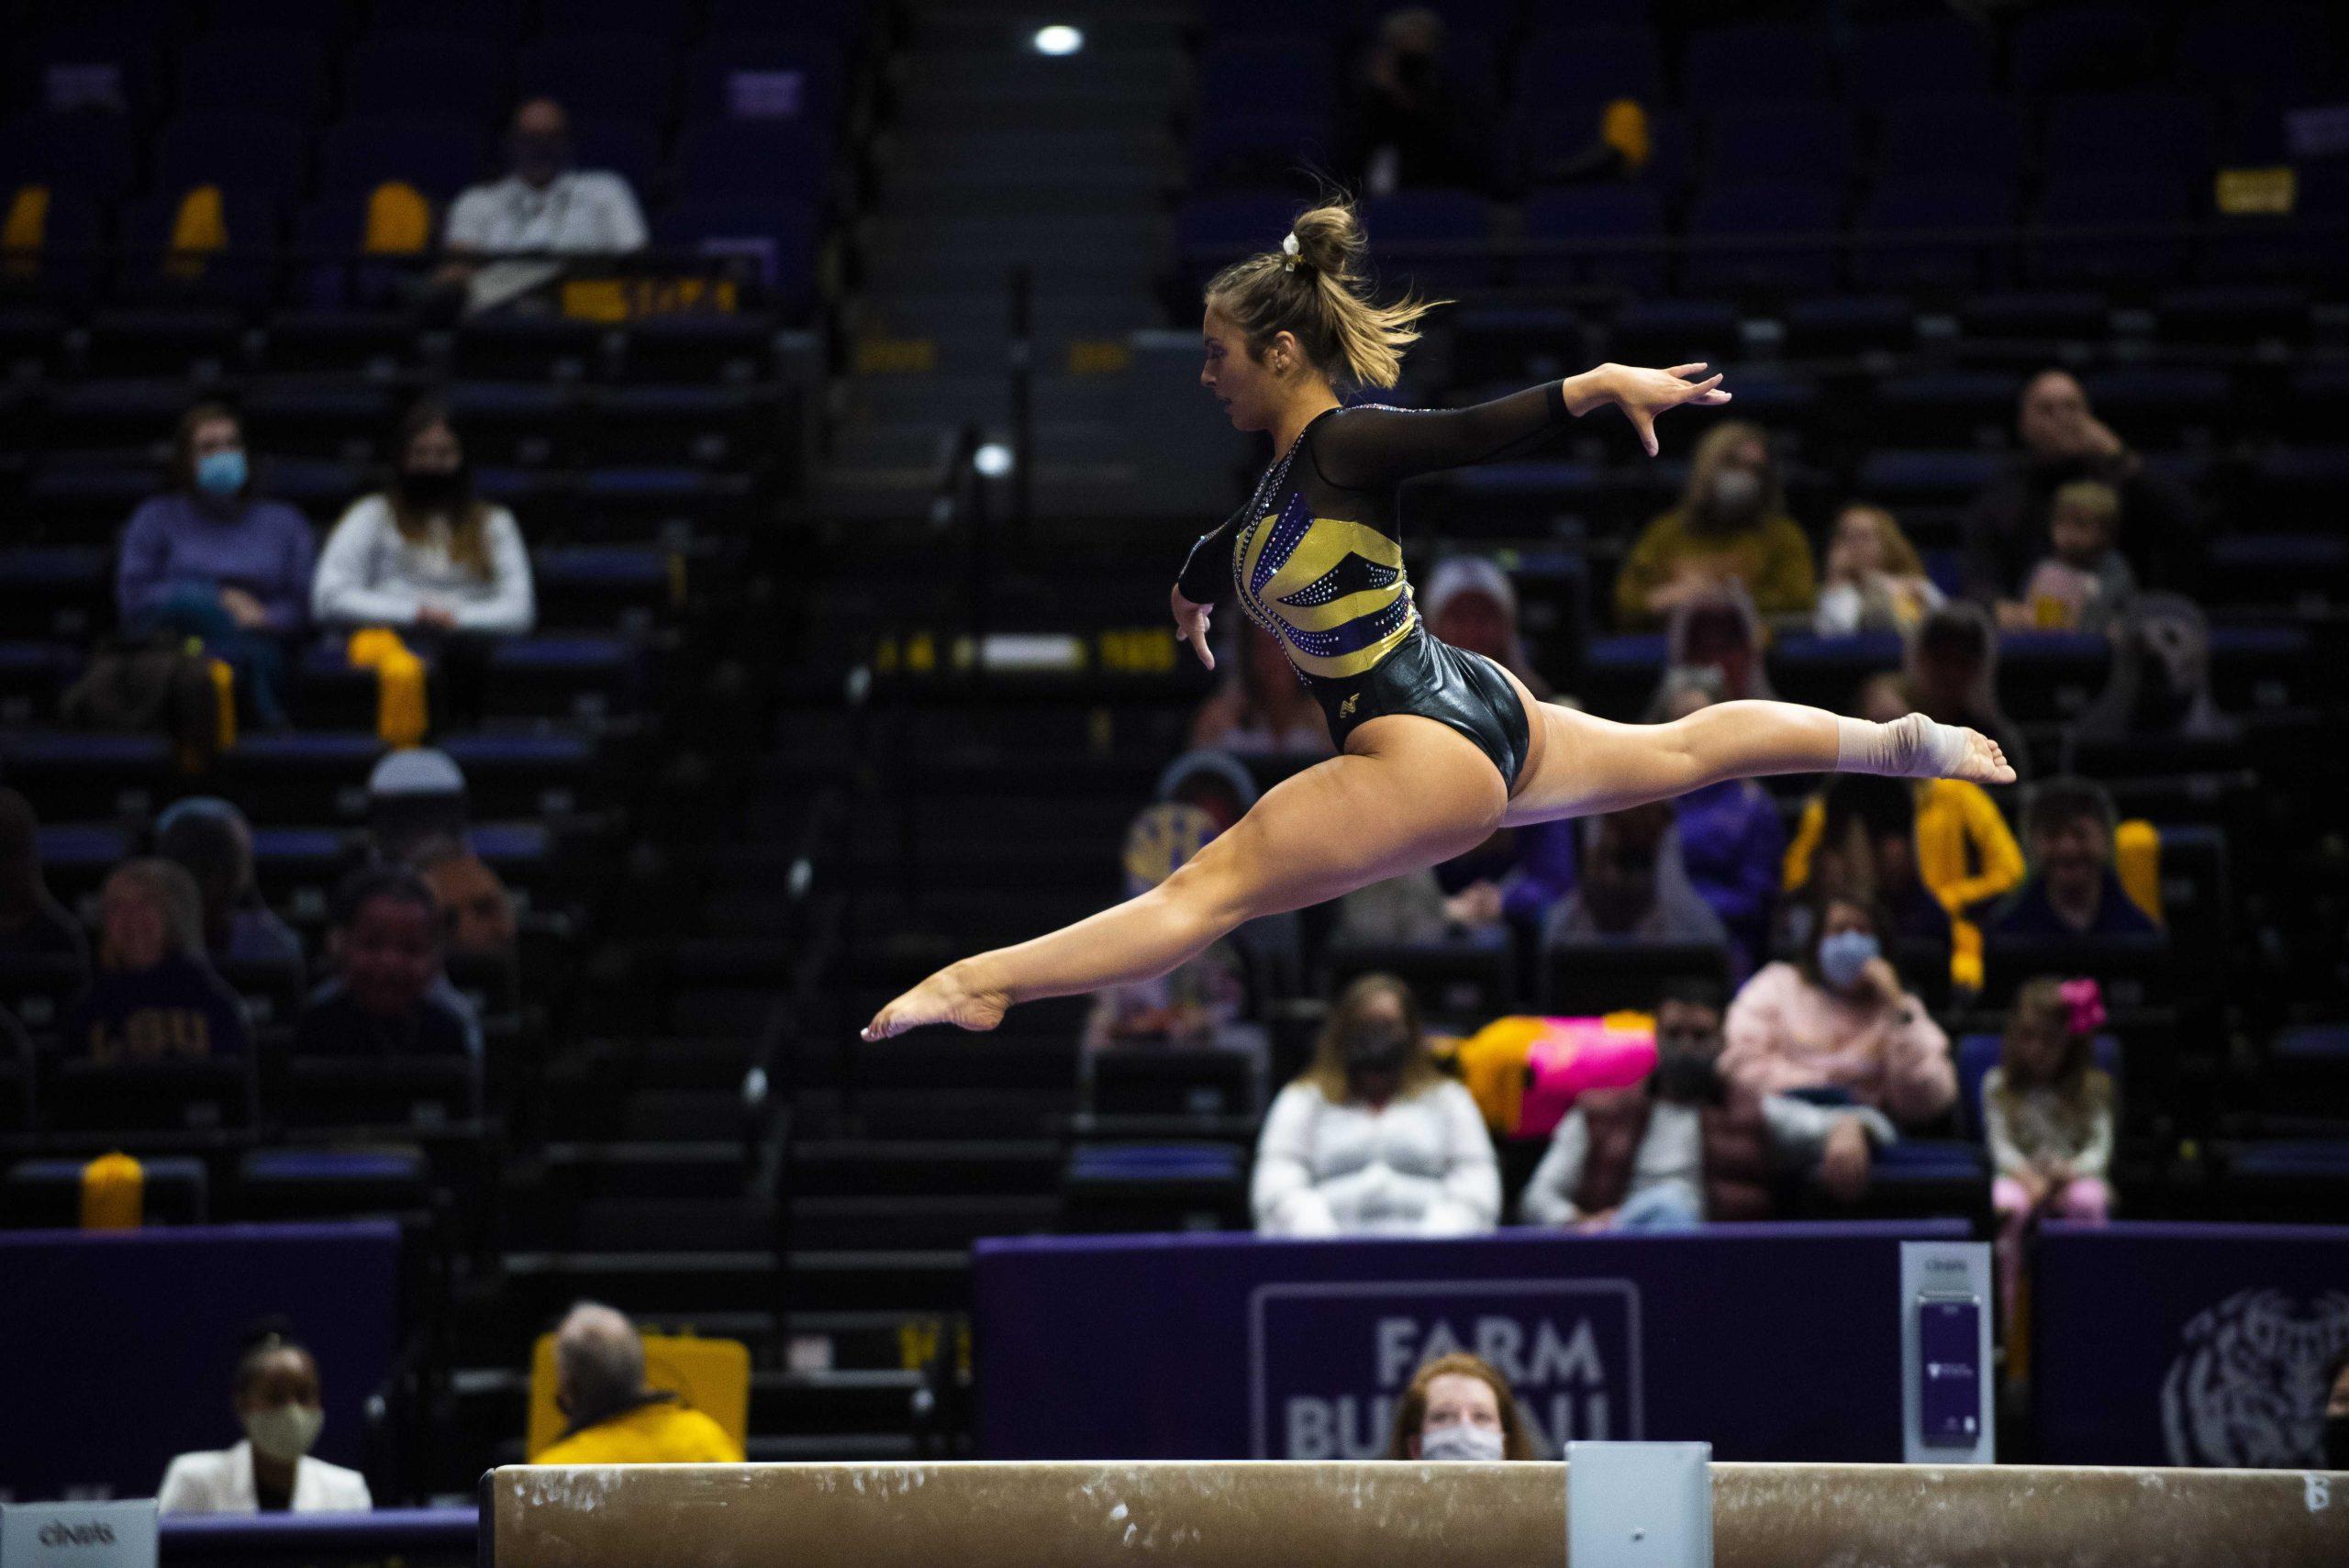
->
[1176,382,1568,683]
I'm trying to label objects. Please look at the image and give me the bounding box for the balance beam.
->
[481,1460,2347,1568]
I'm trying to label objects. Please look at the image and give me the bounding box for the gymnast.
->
[862,199,2011,1041]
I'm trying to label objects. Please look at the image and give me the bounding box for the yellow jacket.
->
[533,1399,743,1465]
[1613,508,1818,628]
[1783,777,2026,992]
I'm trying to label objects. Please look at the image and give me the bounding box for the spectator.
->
[1649,670,1782,973]
[532,1302,742,1463]
[1421,555,1553,700]
[1906,603,2029,782]
[1989,778,2158,940]
[1189,620,1333,757]
[1381,1352,1540,1462]
[116,403,314,728]
[1336,8,1497,198]
[292,865,482,1058]
[1962,369,2201,601]
[1721,893,1955,1129]
[1521,979,1888,1229]
[2002,479,2135,635]
[62,860,249,1064]
[315,401,536,639]
[1985,977,2116,1340]
[1663,585,1777,702]
[1252,973,1499,1236]
[1613,421,1815,629]
[154,797,303,967]
[1081,800,1249,1051]
[413,838,518,961]
[0,787,88,969]
[159,1322,371,1514]
[1542,803,1732,958]
[2069,592,2235,744]
[366,746,471,864]
[438,98,647,315]
[1813,503,1943,636]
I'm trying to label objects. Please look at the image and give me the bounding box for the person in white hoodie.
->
[313,401,535,638]
[1252,972,1499,1236]
[158,1324,372,1515]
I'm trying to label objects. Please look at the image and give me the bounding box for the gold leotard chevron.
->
[1232,490,1419,681]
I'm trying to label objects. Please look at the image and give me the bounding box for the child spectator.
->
[1721,893,1954,1129]
[0,788,88,970]
[1814,503,1944,635]
[1381,1352,1541,1462]
[293,866,481,1058]
[1990,778,2157,940]
[1252,973,1498,1236]
[1614,422,1815,629]
[154,797,304,967]
[2005,479,2135,635]
[63,860,250,1064]
[1985,977,2116,1339]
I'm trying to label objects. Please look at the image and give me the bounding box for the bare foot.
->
[1952,726,2016,786]
[860,960,1010,1041]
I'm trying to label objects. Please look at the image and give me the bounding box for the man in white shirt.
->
[438,97,646,314]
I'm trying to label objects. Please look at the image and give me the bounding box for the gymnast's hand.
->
[1172,586,1215,670]
[1600,362,1733,458]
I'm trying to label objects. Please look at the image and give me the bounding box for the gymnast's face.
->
[1199,305,1288,434]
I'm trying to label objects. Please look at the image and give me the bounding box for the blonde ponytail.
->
[1205,195,1447,389]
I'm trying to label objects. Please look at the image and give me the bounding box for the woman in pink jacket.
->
[1721,894,1954,1129]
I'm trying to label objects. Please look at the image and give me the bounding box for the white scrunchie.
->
[1281,231,1300,270]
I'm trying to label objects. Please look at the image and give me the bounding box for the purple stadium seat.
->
[1843,16,1995,110]
[207,0,357,41]
[672,120,837,204]
[0,113,139,202]
[1517,27,1664,114]
[2043,91,2214,181]
[1705,102,1854,189]
[684,34,847,127]
[1681,22,1832,105]
[177,31,328,119]
[155,114,312,206]
[1197,40,1336,124]
[2033,172,2193,288]
[1521,184,1666,293]
[18,29,167,118]
[1190,113,1332,191]
[342,34,511,123]
[317,117,490,202]
[1684,180,1843,295]
[516,34,679,125]
[2173,5,2333,100]
[1363,188,1493,293]
[1876,95,2022,189]
[571,121,663,195]
[1853,176,2017,292]
[117,193,284,306]
[532,0,694,45]
[1175,192,1301,279]
[2008,2,2158,95]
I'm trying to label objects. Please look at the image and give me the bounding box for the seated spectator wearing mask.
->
[1988,777,2157,940]
[1722,893,1954,1129]
[63,860,250,1064]
[316,400,536,641]
[159,1323,369,1514]
[1521,980,1887,1230]
[1814,502,1943,636]
[1906,603,2030,782]
[293,865,482,1058]
[532,1302,742,1464]
[0,787,89,970]
[1542,802,1732,959]
[1962,369,2201,603]
[1382,1353,1539,1462]
[116,403,314,729]
[1252,973,1499,1236]
[1649,670,1782,974]
[1614,421,1816,630]
[437,97,647,315]
[1338,8,1497,199]
[154,797,304,967]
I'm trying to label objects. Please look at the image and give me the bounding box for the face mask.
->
[242,1403,324,1463]
[396,465,467,510]
[1419,1421,1506,1462]
[1651,1043,1723,1105]
[195,450,248,497]
[1818,930,1882,993]
[1343,1019,1412,1075]
[1709,468,1764,517]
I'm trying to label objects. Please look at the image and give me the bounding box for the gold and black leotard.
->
[1175,382,1570,789]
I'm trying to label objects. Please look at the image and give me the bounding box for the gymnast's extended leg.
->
[862,716,1507,1040]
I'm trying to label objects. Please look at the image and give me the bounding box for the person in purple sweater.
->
[1652,669,1785,975]
[116,403,316,728]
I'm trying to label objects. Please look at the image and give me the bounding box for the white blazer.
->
[157,1440,373,1515]
[1252,1078,1501,1237]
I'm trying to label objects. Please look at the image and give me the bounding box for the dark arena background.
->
[2,0,2346,1564]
